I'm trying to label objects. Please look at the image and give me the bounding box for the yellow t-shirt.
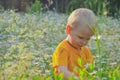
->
[52,39,94,76]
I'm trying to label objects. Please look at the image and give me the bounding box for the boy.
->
[52,8,96,80]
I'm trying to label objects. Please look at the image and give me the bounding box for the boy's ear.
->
[66,25,71,34]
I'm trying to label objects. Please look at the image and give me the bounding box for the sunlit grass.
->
[0,10,120,80]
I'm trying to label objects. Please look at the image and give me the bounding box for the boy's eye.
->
[78,36,90,40]
[78,36,84,39]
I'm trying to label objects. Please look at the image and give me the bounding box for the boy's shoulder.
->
[53,39,69,54]
[82,46,89,50]
[57,39,68,49]
[81,46,91,52]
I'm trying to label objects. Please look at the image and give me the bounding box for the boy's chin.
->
[76,45,82,49]
[79,45,84,47]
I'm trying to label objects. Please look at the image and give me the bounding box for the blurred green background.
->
[0,0,120,18]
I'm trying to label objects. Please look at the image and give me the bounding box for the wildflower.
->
[92,35,101,40]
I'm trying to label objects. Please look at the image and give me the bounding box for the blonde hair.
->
[67,8,96,29]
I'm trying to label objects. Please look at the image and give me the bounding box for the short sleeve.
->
[52,47,68,68]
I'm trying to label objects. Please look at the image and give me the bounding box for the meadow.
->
[0,10,120,80]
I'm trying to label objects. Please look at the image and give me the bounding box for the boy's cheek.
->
[77,39,83,44]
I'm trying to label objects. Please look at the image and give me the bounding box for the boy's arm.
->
[58,66,80,80]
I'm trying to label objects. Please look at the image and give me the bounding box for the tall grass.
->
[0,10,120,79]
[26,0,42,14]
[66,0,108,16]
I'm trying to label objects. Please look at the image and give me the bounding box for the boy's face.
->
[67,25,93,49]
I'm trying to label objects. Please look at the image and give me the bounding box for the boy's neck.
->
[66,37,81,50]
